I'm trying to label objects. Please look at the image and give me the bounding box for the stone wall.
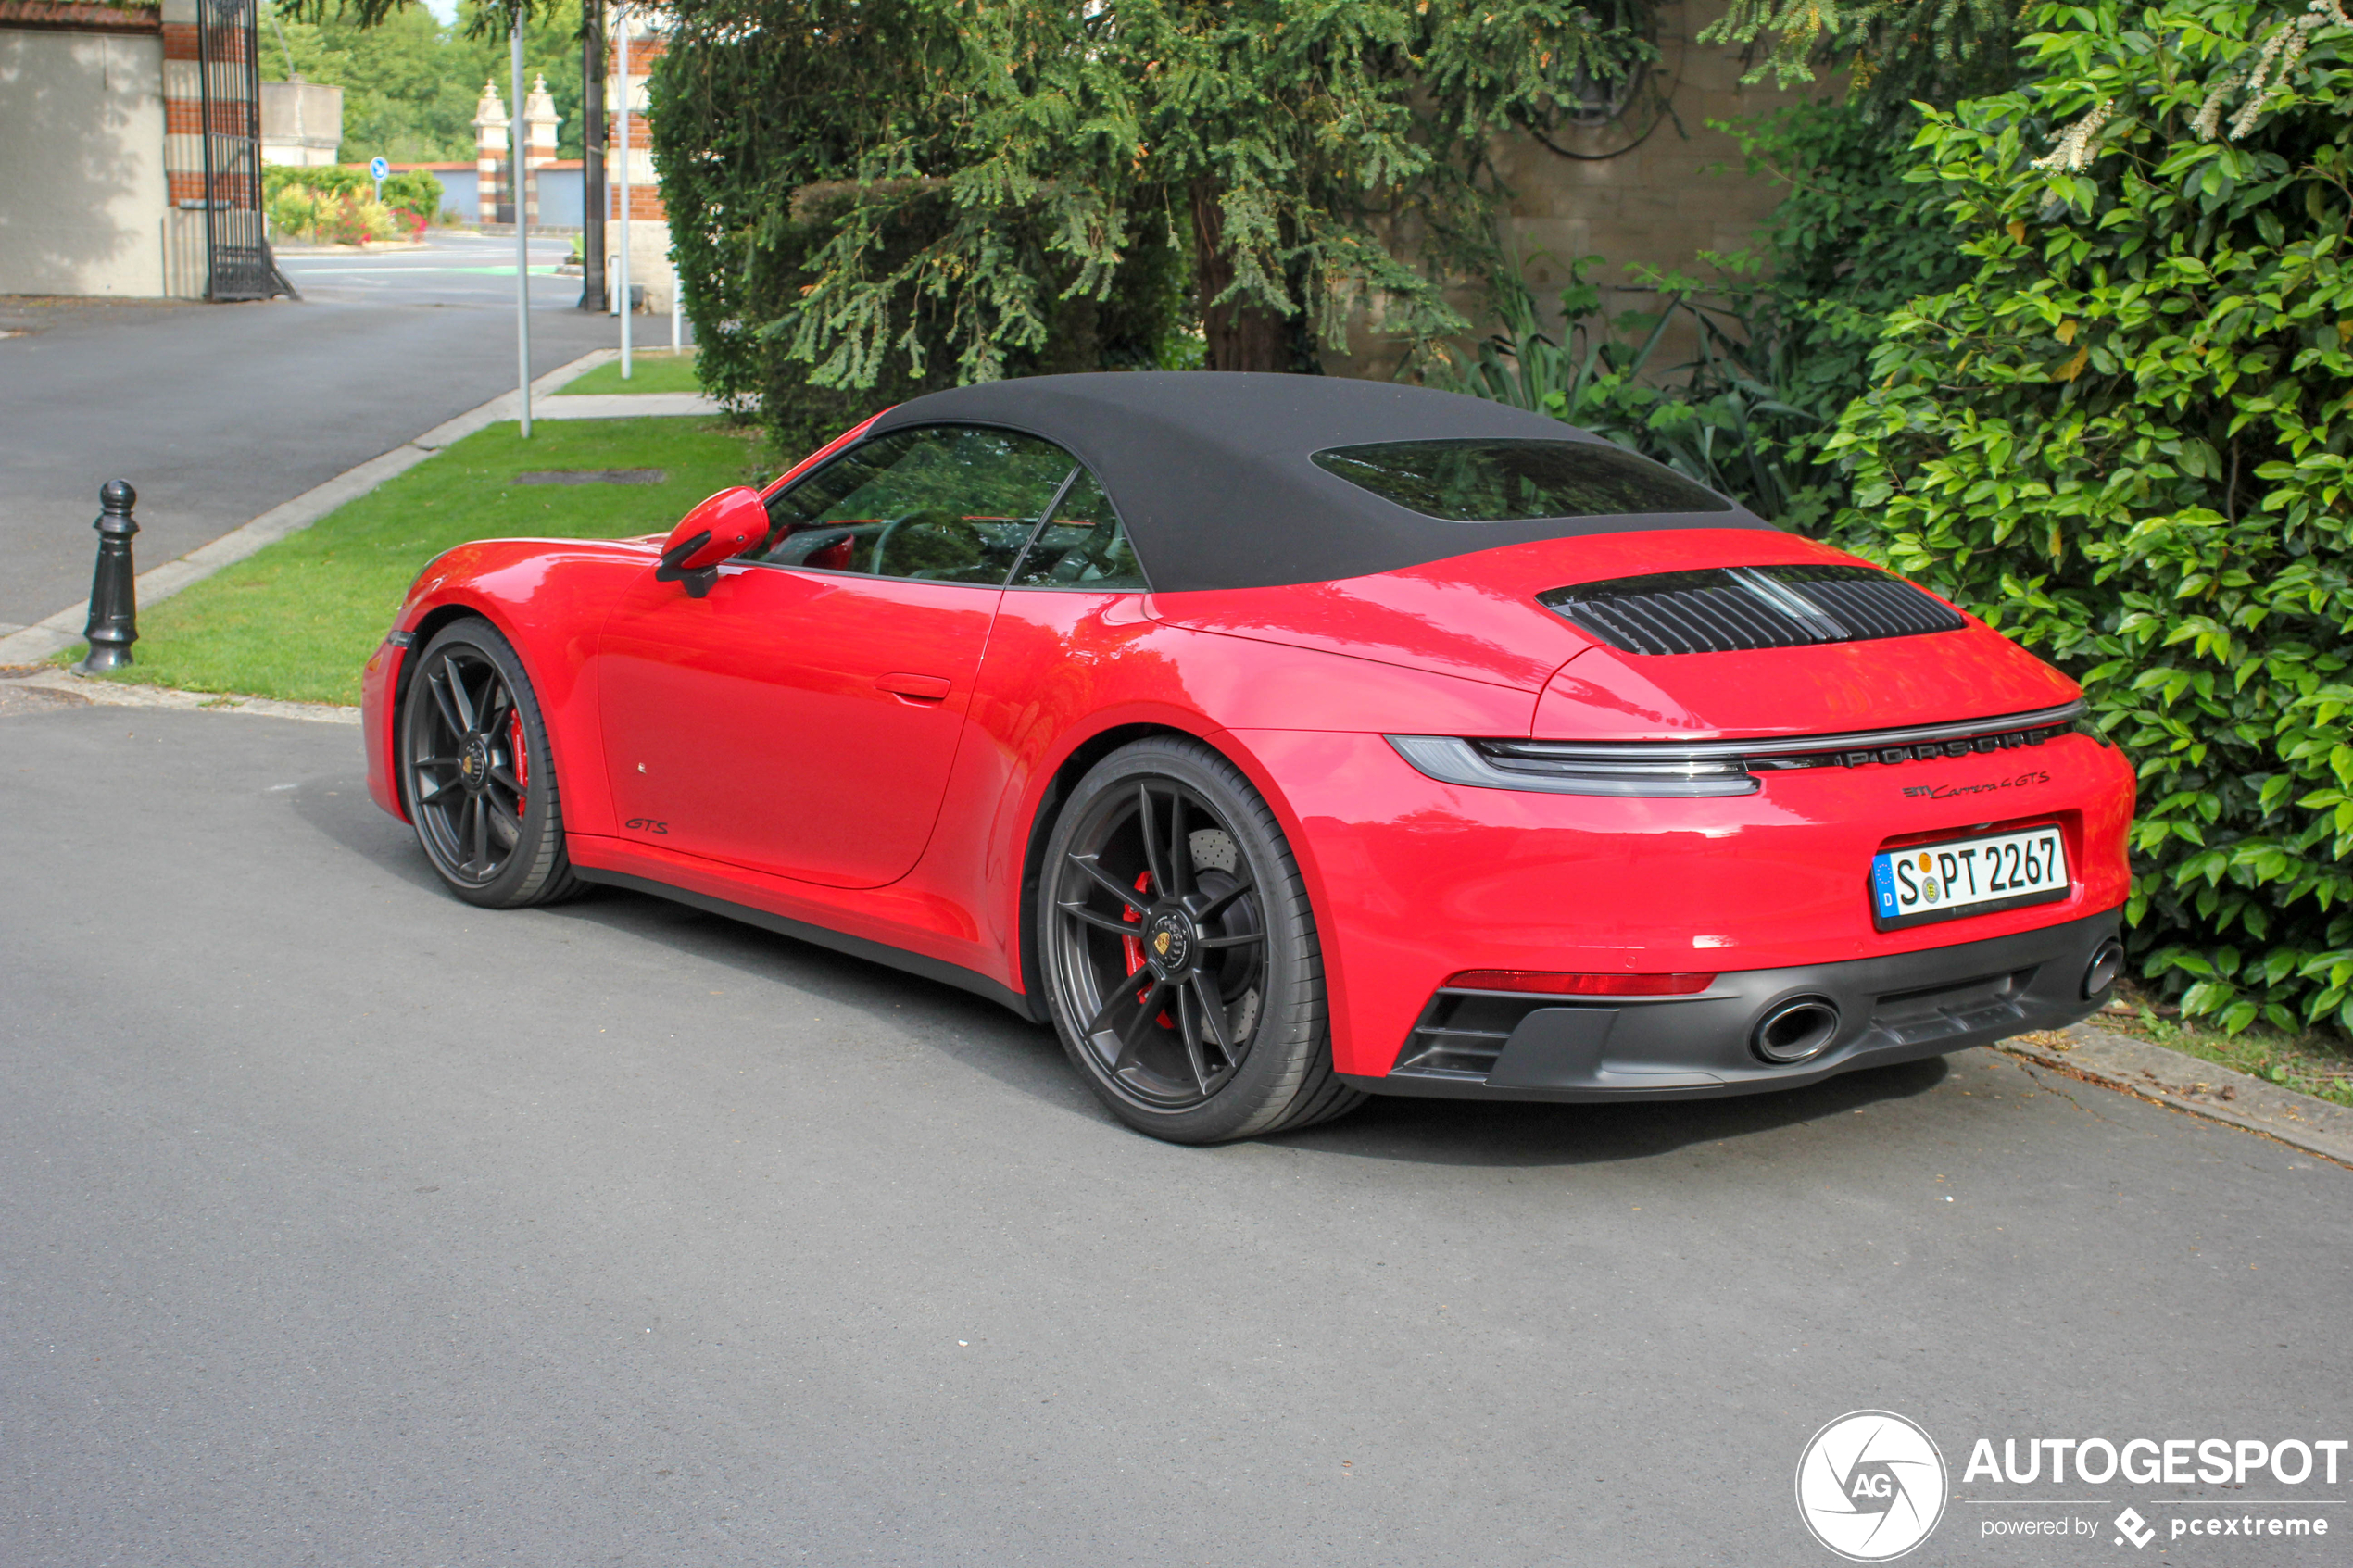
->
[1338,0,1834,374]
[258,79,338,167]
[0,18,170,296]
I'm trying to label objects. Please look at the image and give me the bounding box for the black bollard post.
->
[77,480,139,674]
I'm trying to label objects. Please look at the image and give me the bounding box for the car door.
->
[597,424,1081,889]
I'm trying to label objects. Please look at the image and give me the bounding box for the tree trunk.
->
[1189,177,1290,373]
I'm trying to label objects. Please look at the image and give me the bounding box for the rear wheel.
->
[399,619,583,909]
[1038,737,1364,1143]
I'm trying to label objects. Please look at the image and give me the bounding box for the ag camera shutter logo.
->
[1795,1411,1948,1561]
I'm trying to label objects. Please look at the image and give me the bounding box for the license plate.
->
[1871,826,2069,929]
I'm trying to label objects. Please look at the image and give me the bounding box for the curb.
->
[537,392,727,420]
[272,241,435,256]
[0,346,622,667]
[2,666,359,725]
[1999,1023,2353,1167]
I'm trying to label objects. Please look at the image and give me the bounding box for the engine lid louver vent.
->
[1539,564,1967,656]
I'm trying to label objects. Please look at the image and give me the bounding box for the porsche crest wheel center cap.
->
[1146,911,1194,976]
[459,735,490,792]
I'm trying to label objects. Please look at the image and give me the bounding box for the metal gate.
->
[195,0,295,301]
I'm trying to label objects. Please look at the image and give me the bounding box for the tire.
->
[1037,736,1365,1144]
[398,618,584,909]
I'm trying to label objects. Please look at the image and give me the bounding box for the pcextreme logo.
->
[1795,1411,1949,1562]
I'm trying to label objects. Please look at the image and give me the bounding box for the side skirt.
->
[573,867,1049,1024]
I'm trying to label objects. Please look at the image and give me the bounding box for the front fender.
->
[373,539,658,838]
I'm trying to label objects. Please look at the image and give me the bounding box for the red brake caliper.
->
[508,710,529,808]
[1121,872,1176,1027]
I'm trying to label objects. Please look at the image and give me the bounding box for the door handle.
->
[875,672,952,702]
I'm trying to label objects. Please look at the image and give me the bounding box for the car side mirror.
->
[655,487,770,598]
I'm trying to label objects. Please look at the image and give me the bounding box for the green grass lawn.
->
[80,417,765,706]
[557,348,703,395]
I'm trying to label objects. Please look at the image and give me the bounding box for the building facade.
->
[605,2,674,314]
[0,0,173,296]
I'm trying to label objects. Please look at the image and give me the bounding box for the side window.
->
[1008,468,1147,591]
[757,425,1076,585]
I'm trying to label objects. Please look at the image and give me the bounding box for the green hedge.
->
[647,5,1188,460]
[263,164,445,220]
[1822,0,2353,1035]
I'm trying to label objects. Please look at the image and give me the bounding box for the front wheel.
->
[1038,737,1364,1144]
[399,619,583,909]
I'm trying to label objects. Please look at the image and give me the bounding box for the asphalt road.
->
[3,703,2347,1566]
[0,232,635,633]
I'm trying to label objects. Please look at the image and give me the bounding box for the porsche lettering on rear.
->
[359,372,2135,1145]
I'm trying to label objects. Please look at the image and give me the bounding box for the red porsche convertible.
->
[361,373,2133,1143]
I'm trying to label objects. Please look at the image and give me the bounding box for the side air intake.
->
[1539,564,1967,656]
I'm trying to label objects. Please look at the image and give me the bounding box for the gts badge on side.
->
[624,818,669,834]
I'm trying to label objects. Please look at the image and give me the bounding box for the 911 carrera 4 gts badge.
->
[623,818,669,835]
[1903,768,2051,800]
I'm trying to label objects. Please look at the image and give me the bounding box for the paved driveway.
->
[0,233,619,633]
[2,703,2345,1566]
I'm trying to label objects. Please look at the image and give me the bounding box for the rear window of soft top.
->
[1311,438,1732,522]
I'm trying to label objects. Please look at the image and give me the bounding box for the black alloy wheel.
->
[1038,737,1363,1143]
[400,620,582,909]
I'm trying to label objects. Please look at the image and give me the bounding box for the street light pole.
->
[578,0,606,313]
[616,0,632,380]
[512,13,533,436]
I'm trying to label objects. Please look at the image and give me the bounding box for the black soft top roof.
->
[863,371,1772,593]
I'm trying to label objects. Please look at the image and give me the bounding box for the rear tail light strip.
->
[1387,701,2086,798]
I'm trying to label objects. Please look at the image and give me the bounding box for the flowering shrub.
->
[267,185,399,245]
[1822,0,2353,1033]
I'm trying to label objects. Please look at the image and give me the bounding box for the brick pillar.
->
[605,4,673,310]
[522,73,560,230]
[473,80,509,225]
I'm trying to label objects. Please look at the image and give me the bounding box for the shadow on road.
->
[1266,1057,1949,1167]
[290,768,1954,1167]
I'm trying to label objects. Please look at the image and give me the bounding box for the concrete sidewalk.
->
[535,392,725,420]
[2004,1022,2353,1166]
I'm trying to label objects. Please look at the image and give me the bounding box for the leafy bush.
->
[266,184,323,241]
[1433,101,1985,528]
[1424,257,1827,523]
[1820,0,2353,1034]
[264,163,444,223]
[266,181,400,245]
[1703,0,2025,122]
[648,9,1194,460]
[649,0,1650,398]
[1714,103,1985,478]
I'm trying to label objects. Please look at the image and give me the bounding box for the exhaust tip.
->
[1753,996,1841,1064]
[2082,938,2126,1000]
